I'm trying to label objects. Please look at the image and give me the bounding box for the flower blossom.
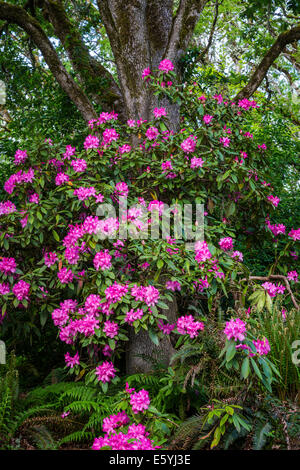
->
[224,318,246,342]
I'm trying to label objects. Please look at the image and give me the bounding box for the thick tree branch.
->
[197,0,220,63]
[42,0,123,113]
[165,0,210,63]
[236,24,300,100]
[240,275,299,311]
[0,1,97,122]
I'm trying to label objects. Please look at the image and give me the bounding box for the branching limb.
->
[235,23,300,100]
[0,1,97,122]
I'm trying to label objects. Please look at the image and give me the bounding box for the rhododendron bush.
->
[0,62,299,449]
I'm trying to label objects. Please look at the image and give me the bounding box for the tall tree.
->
[0,0,299,372]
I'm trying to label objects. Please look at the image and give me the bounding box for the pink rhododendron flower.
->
[130,389,150,414]
[142,67,151,79]
[125,308,144,324]
[103,320,119,338]
[181,135,197,153]
[85,294,102,315]
[267,195,280,207]
[143,285,160,306]
[114,182,129,198]
[253,337,270,356]
[0,257,16,274]
[0,201,16,216]
[0,282,10,295]
[84,135,99,149]
[95,361,116,383]
[105,282,128,304]
[14,149,27,165]
[158,59,174,72]
[190,157,204,169]
[55,172,69,186]
[166,280,181,291]
[224,318,246,341]
[219,237,234,251]
[102,411,130,434]
[231,251,243,262]
[153,107,167,118]
[213,93,223,104]
[12,280,30,301]
[28,193,39,204]
[94,250,112,271]
[73,186,96,201]
[103,128,119,145]
[287,271,298,282]
[262,282,285,297]
[220,137,230,147]
[266,220,286,236]
[44,252,58,267]
[63,145,76,159]
[203,114,213,124]
[195,241,212,263]
[70,159,87,172]
[158,320,175,335]
[177,315,204,338]
[145,126,159,140]
[57,267,74,284]
[102,344,113,357]
[288,228,300,241]
[65,351,80,368]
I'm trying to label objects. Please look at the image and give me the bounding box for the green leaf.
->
[241,356,250,379]
[148,328,159,346]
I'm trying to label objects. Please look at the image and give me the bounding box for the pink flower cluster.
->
[12,280,30,301]
[44,252,58,267]
[0,201,16,216]
[0,257,16,274]
[103,128,119,145]
[288,228,300,241]
[125,308,144,324]
[146,126,159,140]
[166,280,181,291]
[158,59,174,73]
[95,361,116,383]
[4,168,35,194]
[219,237,234,251]
[287,271,298,283]
[153,107,167,118]
[0,282,10,295]
[266,220,286,236]
[70,159,87,172]
[130,389,150,414]
[57,267,74,284]
[253,337,270,356]
[92,422,159,450]
[224,318,246,341]
[262,282,285,297]
[131,285,160,306]
[65,351,80,368]
[14,149,28,165]
[194,241,212,263]
[267,195,280,207]
[190,157,204,169]
[103,320,119,338]
[84,135,99,149]
[55,172,69,186]
[102,411,130,434]
[181,135,197,153]
[177,315,204,338]
[93,250,112,271]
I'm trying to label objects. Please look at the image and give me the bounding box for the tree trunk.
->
[96,2,185,374]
